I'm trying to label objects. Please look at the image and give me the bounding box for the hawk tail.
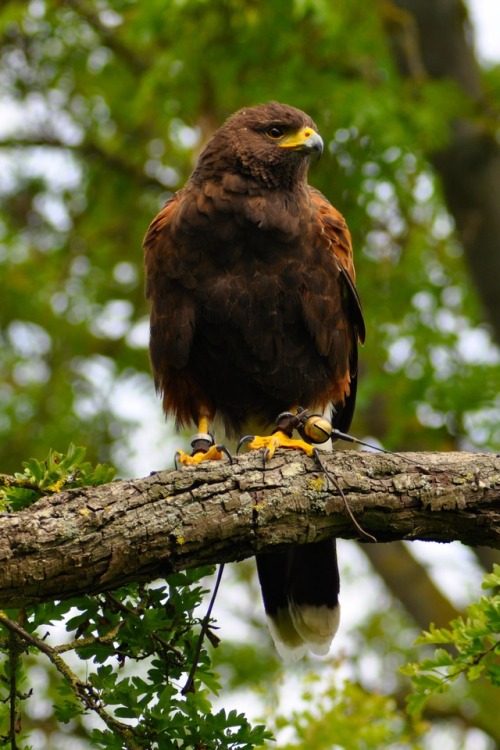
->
[256,539,340,660]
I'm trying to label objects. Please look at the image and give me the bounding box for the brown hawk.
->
[144,102,365,659]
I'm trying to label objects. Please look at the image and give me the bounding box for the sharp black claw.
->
[216,444,233,464]
[237,435,255,454]
[174,451,182,470]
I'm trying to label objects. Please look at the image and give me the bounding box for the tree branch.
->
[0,450,498,608]
[0,611,141,749]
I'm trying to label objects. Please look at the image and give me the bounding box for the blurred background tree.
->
[0,0,499,748]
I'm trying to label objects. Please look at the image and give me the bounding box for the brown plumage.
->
[144,102,365,659]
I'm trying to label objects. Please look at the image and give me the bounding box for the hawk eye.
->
[266,126,285,139]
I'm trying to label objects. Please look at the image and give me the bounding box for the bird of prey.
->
[144,102,365,659]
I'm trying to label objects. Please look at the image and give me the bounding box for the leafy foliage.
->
[0,565,271,749]
[1,0,500,748]
[403,565,500,715]
[277,679,425,749]
[0,0,498,476]
[0,448,271,749]
[0,443,116,511]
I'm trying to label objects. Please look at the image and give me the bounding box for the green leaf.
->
[404,567,500,715]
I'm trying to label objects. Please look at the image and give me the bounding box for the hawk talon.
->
[236,435,255,454]
[238,430,316,462]
[263,447,273,467]
[239,438,276,469]
[175,441,232,468]
[215,444,233,464]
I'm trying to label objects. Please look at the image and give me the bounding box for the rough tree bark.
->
[0,450,498,608]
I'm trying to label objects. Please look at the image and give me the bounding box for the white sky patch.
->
[0,146,81,195]
[457,326,500,364]
[0,99,29,137]
[468,0,500,63]
[108,375,183,477]
[0,92,83,144]
[407,540,485,609]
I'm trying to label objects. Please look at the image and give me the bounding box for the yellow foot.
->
[240,430,315,462]
[175,444,230,467]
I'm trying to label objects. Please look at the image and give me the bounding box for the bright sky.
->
[469,0,500,62]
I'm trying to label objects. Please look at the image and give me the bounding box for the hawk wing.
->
[144,190,207,428]
[305,187,365,433]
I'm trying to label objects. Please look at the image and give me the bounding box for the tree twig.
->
[0,612,141,750]
[182,564,225,695]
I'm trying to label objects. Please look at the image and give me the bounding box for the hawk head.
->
[194,102,324,190]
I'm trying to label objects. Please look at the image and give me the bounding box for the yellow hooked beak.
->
[278,127,324,155]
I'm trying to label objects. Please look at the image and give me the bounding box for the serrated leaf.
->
[53,698,84,724]
[114,705,139,719]
[486,664,500,686]
[467,663,485,681]
[405,691,430,716]
[21,458,44,483]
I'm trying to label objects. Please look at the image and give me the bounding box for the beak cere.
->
[279,127,324,156]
